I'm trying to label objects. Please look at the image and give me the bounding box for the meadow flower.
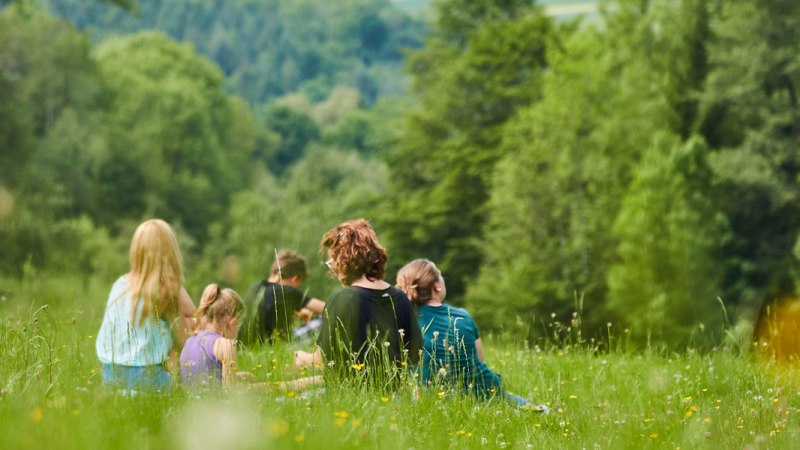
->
[30,408,43,423]
[268,419,290,437]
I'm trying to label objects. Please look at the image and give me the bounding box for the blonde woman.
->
[96,219,196,394]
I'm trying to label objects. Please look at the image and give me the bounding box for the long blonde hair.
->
[193,283,245,332]
[127,219,184,324]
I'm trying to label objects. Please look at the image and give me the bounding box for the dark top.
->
[239,280,311,343]
[416,304,503,398]
[317,285,422,387]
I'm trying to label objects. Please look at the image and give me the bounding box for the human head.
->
[320,219,387,285]
[396,259,444,306]
[194,283,246,338]
[269,251,308,284]
[128,219,184,322]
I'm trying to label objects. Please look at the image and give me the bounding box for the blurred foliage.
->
[379,0,553,300]
[42,0,427,108]
[4,0,800,348]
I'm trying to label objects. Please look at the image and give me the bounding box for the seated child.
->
[181,283,324,391]
[181,284,246,386]
[239,251,325,344]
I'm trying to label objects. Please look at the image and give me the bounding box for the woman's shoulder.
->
[329,286,358,300]
[444,304,474,320]
[105,275,131,303]
[112,274,129,288]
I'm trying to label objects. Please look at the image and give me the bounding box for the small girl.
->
[180,284,247,386]
[397,259,548,412]
[96,219,196,395]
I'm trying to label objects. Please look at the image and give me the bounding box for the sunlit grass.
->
[1,275,799,449]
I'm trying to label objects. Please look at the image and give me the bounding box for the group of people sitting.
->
[95,218,547,410]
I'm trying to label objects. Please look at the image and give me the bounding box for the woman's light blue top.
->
[96,276,173,366]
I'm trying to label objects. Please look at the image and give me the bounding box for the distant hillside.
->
[45,0,428,108]
[391,0,599,19]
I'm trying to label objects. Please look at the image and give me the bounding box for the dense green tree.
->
[698,0,800,314]
[265,105,320,174]
[381,0,553,300]
[468,0,716,337]
[607,135,728,346]
[193,146,389,297]
[0,7,111,275]
[94,31,262,239]
[0,7,102,191]
[46,0,426,107]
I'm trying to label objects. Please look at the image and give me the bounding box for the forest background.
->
[2,0,800,349]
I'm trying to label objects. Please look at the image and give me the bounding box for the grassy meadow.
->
[1,275,799,450]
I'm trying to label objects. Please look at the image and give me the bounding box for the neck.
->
[425,298,444,307]
[197,318,224,335]
[350,275,390,290]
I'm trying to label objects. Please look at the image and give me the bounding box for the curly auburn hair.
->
[320,219,387,285]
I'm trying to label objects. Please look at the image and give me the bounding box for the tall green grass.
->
[1,274,798,449]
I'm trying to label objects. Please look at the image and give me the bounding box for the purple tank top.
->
[180,330,223,384]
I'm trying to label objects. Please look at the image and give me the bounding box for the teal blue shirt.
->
[416,304,502,398]
[96,276,173,366]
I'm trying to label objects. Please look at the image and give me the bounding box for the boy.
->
[240,251,325,344]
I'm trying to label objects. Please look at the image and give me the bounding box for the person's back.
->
[397,258,548,411]
[238,251,325,344]
[95,219,196,395]
[416,304,501,397]
[318,285,420,385]
[180,284,247,387]
[258,281,312,341]
[301,219,422,389]
[181,330,223,385]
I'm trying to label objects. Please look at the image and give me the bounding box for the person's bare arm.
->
[172,287,196,347]
[280,375,323,391]
[294,347,323,368]
[304,298,325,315]
[475,338,485,362]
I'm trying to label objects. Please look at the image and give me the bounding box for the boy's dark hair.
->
[269,251,308,281]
